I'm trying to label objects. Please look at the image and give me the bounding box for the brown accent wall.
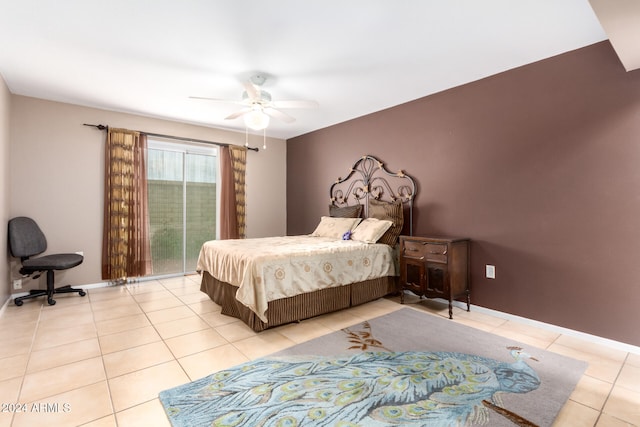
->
[287,41,640,346]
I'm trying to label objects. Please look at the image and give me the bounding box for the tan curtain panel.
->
[101,128,152,281]
[230,145,247,238]
[219,145,247,239]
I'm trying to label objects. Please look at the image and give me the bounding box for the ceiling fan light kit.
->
[244,106,270,130]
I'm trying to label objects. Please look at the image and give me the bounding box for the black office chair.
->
[8,216,86,306]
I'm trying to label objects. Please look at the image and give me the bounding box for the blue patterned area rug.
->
[159,308,587,427]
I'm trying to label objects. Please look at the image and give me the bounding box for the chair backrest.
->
[8,217,47,259]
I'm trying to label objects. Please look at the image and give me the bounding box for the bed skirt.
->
[199,271,397,332]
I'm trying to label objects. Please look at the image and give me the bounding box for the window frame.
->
[146,138,220,277]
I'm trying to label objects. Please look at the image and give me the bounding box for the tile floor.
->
[0,275,638,426]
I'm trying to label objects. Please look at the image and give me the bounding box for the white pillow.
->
[310,216,362,239]
[351,218,393,243]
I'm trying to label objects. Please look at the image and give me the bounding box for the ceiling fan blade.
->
[189,96,244,105]
[189,96,223,101]
[271,100,319,109]
[264,107,296,123]
[243,81,260,101]
[225,107,252,120]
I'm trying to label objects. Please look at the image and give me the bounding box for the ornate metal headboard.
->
[330,155,417,235]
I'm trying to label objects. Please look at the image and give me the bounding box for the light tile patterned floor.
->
[0,275,638,426]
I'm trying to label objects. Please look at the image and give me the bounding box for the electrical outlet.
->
[12,279,22,290]
[485,265,496,279]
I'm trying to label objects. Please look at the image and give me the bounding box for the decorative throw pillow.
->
[369,199,404,246]
[329,204,363,219]
[351,218,393,244]
[310,216,362,239]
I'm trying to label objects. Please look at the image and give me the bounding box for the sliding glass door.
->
[147,140,218,276]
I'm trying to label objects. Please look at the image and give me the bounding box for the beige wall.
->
[0,76,10,304]
[8,96,286,293]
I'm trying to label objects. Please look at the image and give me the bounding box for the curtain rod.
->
[82,123,259,152]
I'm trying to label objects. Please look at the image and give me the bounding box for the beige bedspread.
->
[196,235,396,322]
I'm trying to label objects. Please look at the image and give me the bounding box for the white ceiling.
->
[0,1,608,140]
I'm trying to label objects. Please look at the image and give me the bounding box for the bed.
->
[197,155,417,331]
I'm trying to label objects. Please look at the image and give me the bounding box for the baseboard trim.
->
[2,281,112,315]
[446,299,640,355]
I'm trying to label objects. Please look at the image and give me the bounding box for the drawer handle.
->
[429,249,447,255]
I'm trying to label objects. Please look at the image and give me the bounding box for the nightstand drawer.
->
[402,240,448,262]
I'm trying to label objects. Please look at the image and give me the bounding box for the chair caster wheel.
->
[79,290,86,297]
[15,299,23,306]
[47,298,56,306]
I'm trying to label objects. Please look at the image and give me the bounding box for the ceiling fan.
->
[190,73,318,130]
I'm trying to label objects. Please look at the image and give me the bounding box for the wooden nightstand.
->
[399,235,470,319]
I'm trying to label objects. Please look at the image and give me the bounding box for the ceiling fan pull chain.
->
[263,128,267,150]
